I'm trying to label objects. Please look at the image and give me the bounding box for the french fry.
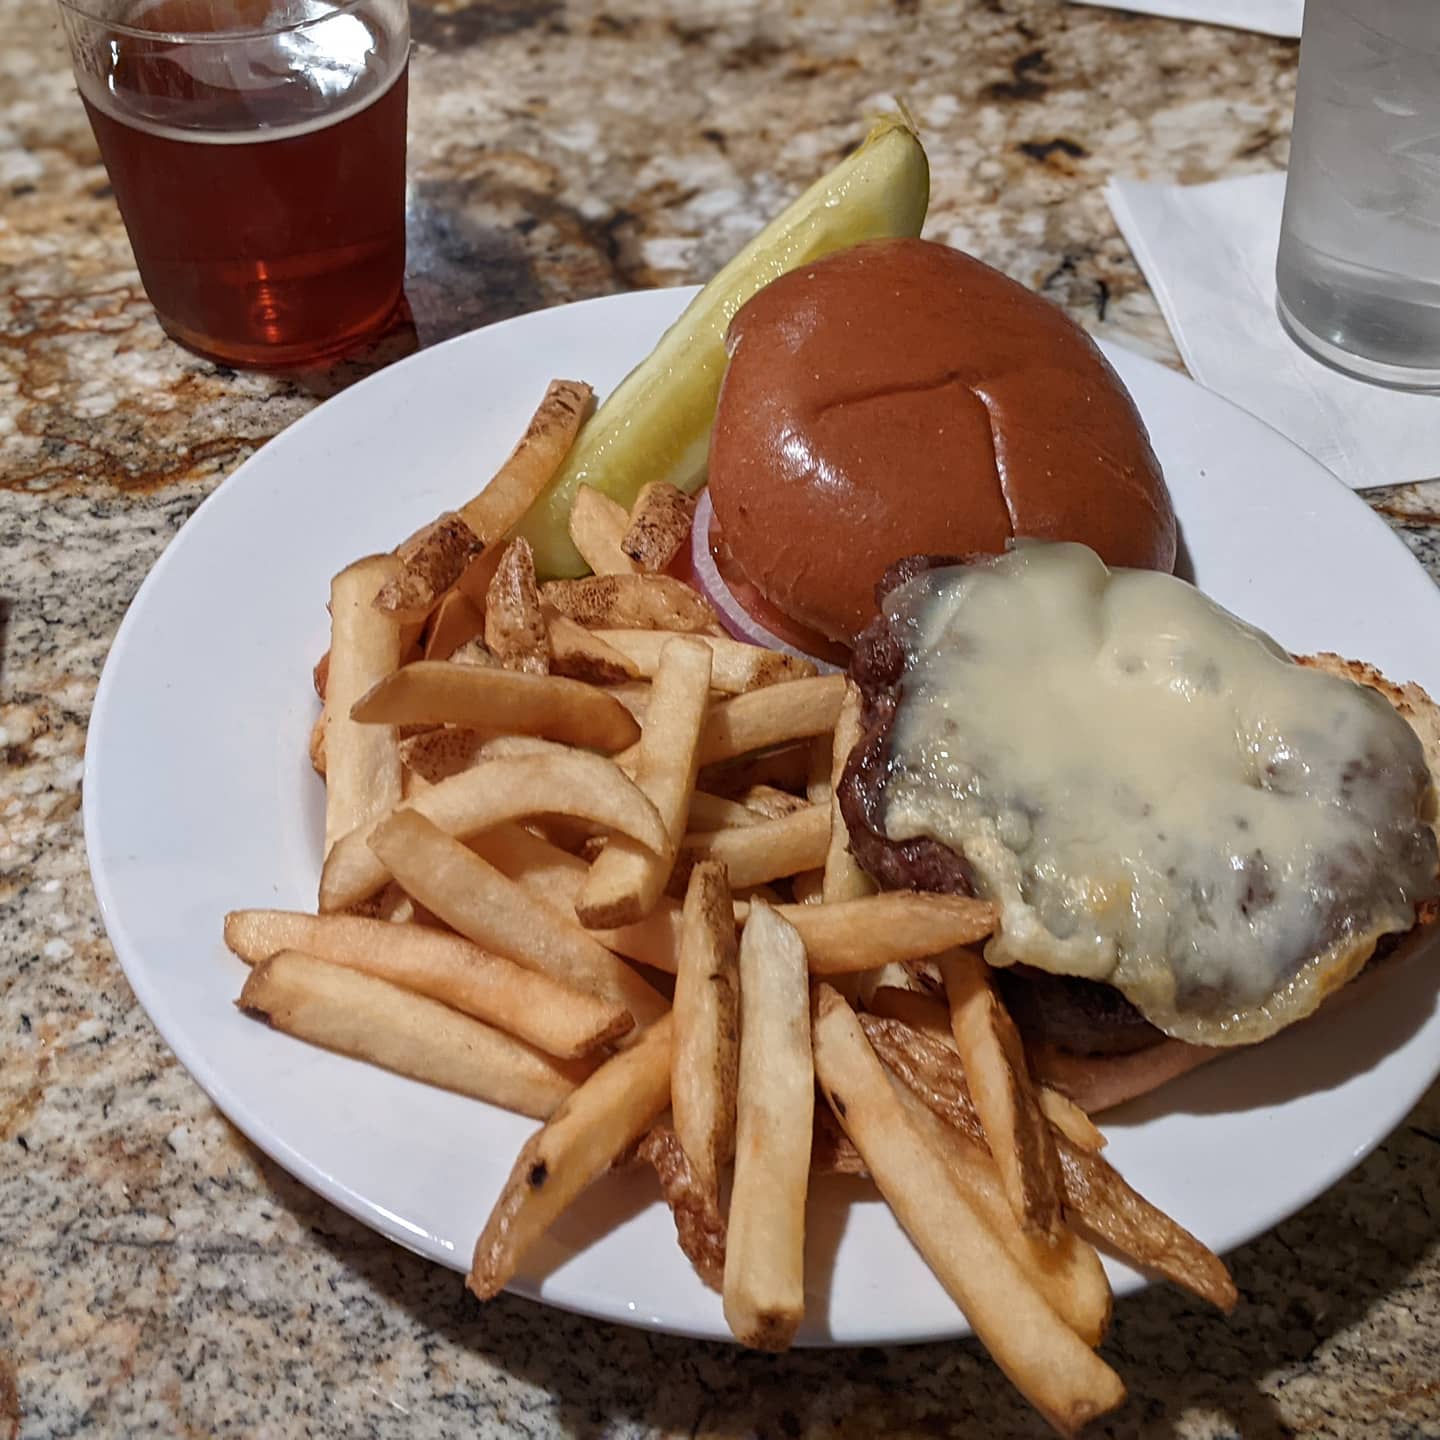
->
[824,681,875,904]
[891,1083,1112,1346]
[591,900,694,974]
[469,820,590,890]
[484,537,550,674]
[468,1014,674,1299]
[1039,1089,1107,1153]
[375,513,483,625]
[369,810,668,1024]
[811,1102,869,1176]
[700,743,813,798]
[541,573,719,634]
[866,985,1108,1149]
[574,891,991,981]
[811,986,1126,1435]
[308,710,327,777]
[473,734,573,762]
[569,485,641,576]
[454,540,507,611]
[350,661,640,752]
[458,379,595,545]
[423,589,485,661]
[612,676,846,776]
[735,784,811,821]
[674,804,829,892]
[635,1125,727,1291]
[791,868,825,905]
[449,637,497,668]
[313,650,329,701]
[620,480,693,572]
[696,674,846,767]
[686,791,764,831]
[546,610,641,684]
[320,750,669,912]
[398,726,493,784]
[224,910,632,1059]
[770,892,998,975]
[593,630,817,695]
[404,729,573,788]
[938,949,1065,1241]
[865,985,958,1044]
[1058,1135,1238,1313]
[806,734,831,806]
[857,962,930,1006]
[324,555,404,857]
[368,375,592,624]
[671,863,740,1199]
[868,1004,1101,1161]
[572,890,993,981]
[606,679,652,723]
[240,951,586,1117]
[465,822,700,974]
[343,880,416,924]
[575,637,712,928]
[723,901,813,1351]
[858,1014,1237,1311]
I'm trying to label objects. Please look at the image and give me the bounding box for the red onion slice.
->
[690,489,841,673]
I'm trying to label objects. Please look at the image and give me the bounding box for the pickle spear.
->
[513,115,930,578]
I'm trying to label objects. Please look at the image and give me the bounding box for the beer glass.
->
[1276,1,1440,389]
[58,0,410,368]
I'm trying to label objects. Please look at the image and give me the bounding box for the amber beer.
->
[62,0,409,368]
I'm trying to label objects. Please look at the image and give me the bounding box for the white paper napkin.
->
[1106,172,1440,491]
[1068,1,1302,38]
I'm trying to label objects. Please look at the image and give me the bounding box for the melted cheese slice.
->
[881,543,1437,1046]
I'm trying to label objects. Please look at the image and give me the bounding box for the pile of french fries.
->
[225,380,1236,1437]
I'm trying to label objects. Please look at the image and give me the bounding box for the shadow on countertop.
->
[253,1083,1440,1440]
[0,599,12,688]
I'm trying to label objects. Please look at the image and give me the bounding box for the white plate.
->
[84,288,1440,1345]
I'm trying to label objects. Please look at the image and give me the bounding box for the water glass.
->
[1276,1,1440,389]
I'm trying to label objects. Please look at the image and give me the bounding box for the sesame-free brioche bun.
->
[707,238,1177,645]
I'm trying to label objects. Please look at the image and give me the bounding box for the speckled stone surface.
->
[4,1,1439,1436]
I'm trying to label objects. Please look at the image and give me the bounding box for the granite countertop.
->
[4,0,1439,1435]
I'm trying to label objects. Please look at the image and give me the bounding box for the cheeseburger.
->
[840,544,1440,1111]
[696,236,1439,1111]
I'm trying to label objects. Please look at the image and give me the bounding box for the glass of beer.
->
[57,0,410,369]
[1276,1,1440,389]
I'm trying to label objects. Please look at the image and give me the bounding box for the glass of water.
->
[1276,1,1440,389]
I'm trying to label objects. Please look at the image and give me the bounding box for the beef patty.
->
[839,553,1164,1058]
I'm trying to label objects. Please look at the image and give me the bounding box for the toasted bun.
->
[708,238,1176,643]
[1034,917,1437,1114]
[1297,652,1440,853]
[1028,1036,1221,1116]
